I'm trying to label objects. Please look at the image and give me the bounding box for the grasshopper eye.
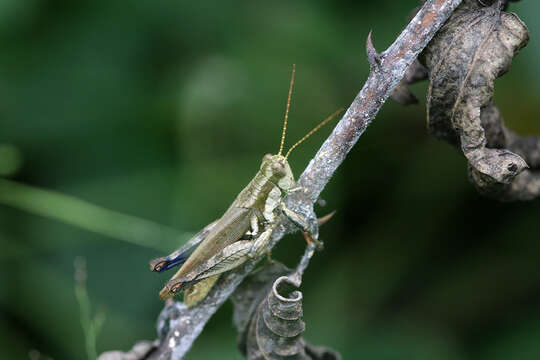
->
[263,153,273,162]
[271,161,286,176]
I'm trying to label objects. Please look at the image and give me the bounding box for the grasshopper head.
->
[261,154,294,191]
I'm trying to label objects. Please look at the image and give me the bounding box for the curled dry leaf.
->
[411,0,540,200]
[232,262,340,360]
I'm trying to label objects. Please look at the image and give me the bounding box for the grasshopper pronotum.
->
[150,65,341,305]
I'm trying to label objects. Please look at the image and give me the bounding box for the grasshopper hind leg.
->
[161,240,254,301]
[165,225,277,297]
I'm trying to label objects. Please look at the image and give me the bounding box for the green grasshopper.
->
[150,65,341,305]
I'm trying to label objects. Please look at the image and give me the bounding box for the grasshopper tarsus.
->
[301,210,337,250]
[303,231,324,250]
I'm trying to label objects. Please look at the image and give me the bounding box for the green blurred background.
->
[1,0,540,359]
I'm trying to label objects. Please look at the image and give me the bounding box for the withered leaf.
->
[232,262,341,360]
[419,0,540,200]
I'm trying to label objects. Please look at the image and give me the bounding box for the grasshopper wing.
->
[149,219,218,272]
[170,206,254,278]
[159,206,255,299]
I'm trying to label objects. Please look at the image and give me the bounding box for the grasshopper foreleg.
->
[244,213,260,238]
[280,204,323,249]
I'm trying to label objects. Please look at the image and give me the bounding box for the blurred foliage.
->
[74,257,105,360]
[1,0,540,359]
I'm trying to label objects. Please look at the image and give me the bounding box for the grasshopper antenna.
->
[278,64,296,156]
[285,108,344,159]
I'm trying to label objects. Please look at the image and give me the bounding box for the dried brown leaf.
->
[420,0,540,200]
[232,262,340,360]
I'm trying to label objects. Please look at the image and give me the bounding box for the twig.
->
[287,243,317,287]
[102,1,464,359]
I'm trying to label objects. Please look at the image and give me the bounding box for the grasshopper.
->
[150,65,341,305]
